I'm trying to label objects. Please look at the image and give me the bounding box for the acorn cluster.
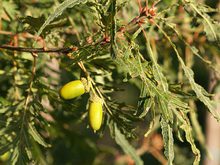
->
[60,78,103,132]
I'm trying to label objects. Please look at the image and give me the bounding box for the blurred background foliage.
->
[0,0,220,165]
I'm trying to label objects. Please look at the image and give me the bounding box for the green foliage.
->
[0,0,220,164]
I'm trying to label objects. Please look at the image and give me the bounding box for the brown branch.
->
[0,45,73,53]
[0,3,156,55]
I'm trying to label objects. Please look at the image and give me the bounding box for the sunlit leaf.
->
[160,117,174,165]
[28,123,50,148]
[36,0,88,38]
[114,125,144,165]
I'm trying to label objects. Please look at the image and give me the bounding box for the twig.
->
[0,30,14,35]
[0,45,73,53]
[0,1,155,55]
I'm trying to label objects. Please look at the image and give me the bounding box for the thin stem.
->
[24,53,37,110]
[136,0,142,13]
[19,52,38,148]
[78,61,113,115]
